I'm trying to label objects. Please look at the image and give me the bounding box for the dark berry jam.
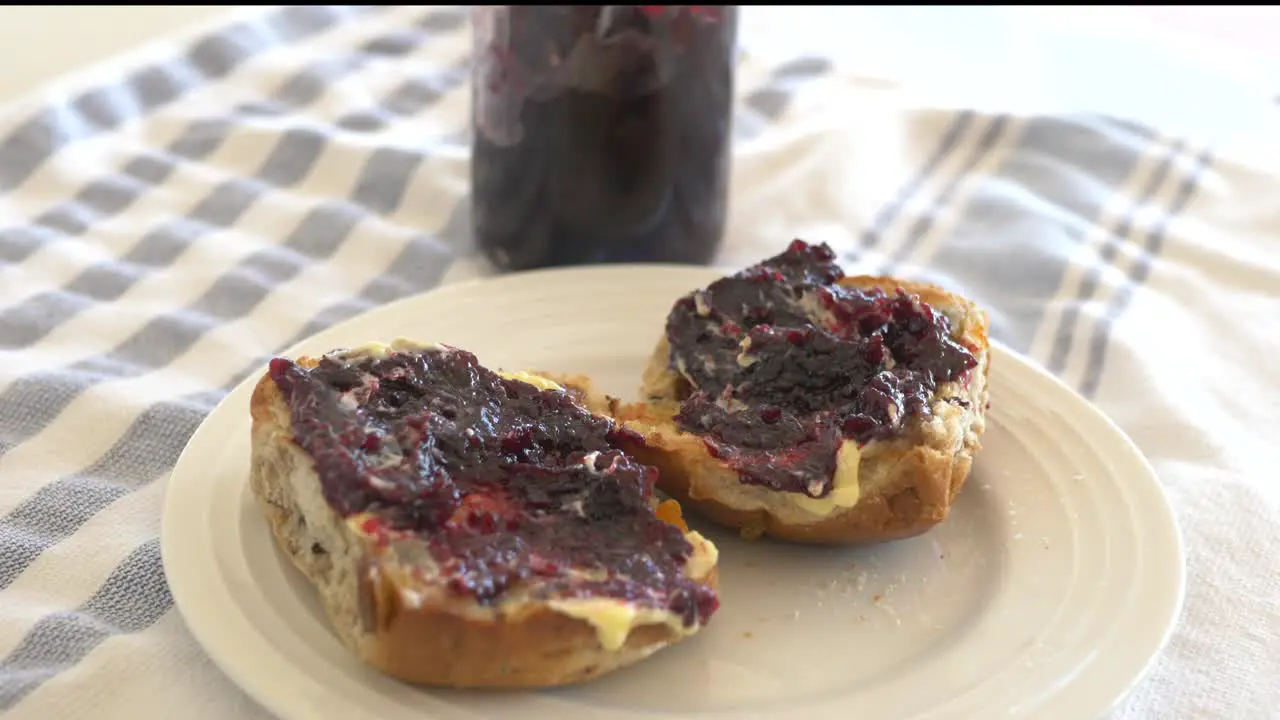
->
[470,5,737,271]
[664,240,978,498]
[268,344,717,625]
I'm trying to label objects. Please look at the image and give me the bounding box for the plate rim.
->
[160,264,1186,720]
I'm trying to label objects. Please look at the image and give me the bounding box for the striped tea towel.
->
[0,5,1276,719]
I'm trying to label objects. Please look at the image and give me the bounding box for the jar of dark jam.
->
[470,6,738,271]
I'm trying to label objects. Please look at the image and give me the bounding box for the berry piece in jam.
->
[269,344,717,625]
[664,240,978,498]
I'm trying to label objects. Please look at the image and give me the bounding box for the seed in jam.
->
[268,346,717,625]
[664,239,978,498]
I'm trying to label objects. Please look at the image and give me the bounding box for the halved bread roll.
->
[249,339,719,689]
[612,240,990,545]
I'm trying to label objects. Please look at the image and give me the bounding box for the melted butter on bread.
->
[334,337,444,360]
[548,532,717,651]
[789,440,862,517]
[681,530,719,580]
[495,370,564,392]
[547,598,687,651]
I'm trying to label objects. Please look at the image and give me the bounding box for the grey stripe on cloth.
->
[0,5,466,280]
[0,6,464,268]
[0,539,170,711]
[740,56,832,119]
[845,112,976,265]
[1043,137,1189,377]
[335,58,472,133]
[241,9,469,120]
[0,201,472,712]
[910,115,1166,356]
[876,115,1013,277]
[1077,148,1213,397]
[734,55,833,142]
[0,5,379,195]
[846,112,1014,278]
[0,72,471,463]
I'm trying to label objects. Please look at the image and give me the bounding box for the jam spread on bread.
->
[664,239,978,498]
[268,346,717,626]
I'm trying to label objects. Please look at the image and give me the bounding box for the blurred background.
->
[0,6,1274,154]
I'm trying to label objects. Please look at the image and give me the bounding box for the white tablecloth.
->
[0,6,1276,719]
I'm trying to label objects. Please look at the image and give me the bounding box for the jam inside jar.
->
[470,6,738,271]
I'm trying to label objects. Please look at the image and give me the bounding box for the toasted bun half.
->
[612,275,990,546]
[249,348,718,690]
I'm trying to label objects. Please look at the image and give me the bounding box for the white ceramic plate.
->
[161,265,1185,720]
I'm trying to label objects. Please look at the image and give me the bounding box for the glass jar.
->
[470,6,738,272]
